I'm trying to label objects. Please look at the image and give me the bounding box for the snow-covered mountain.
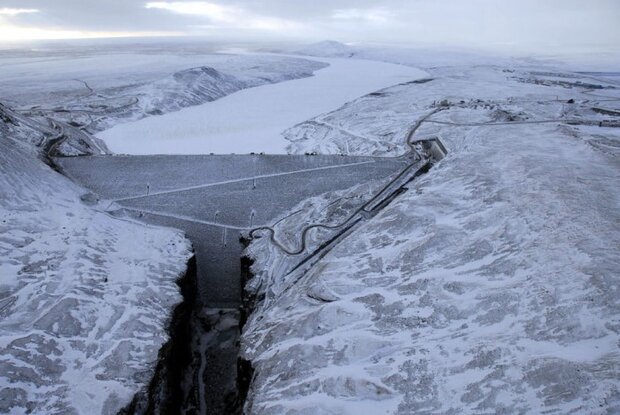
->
[90,58,326,132]
[140,66,249,115]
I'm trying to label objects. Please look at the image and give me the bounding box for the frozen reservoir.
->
[97,56,427,155]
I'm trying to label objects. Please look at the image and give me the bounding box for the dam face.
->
[56,154,408,307]
[55,153,415,413]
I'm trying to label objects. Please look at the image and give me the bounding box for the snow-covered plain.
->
[241,50,620,414]
[96,57,427,154]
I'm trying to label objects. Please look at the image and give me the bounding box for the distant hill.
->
[294,40,357,58]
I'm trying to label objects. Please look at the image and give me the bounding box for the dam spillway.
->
[55,152,432,413]
[56,154,409,307]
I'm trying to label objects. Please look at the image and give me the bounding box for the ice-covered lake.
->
[97,56,427,154]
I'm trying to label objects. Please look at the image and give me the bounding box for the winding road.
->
[49,70,619,261]
[247,108,443,255]
[246,89,619,257]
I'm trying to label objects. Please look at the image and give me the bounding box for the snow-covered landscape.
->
[96,55,426,154]
[0,101,193,413]
[241,57,620,414]
[1,2,619,413]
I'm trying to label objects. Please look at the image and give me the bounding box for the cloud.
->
[0,8,39,16]
[0,0,617,53]
[0,26,175,41]
[145,1,236,20]
[145,1,302,31]
[331,8,393,24]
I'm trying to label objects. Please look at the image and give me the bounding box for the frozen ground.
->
[241,49,620,414]
[96,56,427,154]
[0,85,193,413]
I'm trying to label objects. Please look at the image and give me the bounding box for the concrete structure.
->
[56,154,408,307]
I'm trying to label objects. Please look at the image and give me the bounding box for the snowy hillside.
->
[96,56,426,155]
[0,107,193,412]
[0,48,326,145]
[294,41,357,58]
[291,40,620,71]
[291,40,515,68]
[88,56,326,132]
[241,62,620,413]
[283,66,620,156]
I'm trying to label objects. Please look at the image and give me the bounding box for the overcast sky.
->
[0,0,618,53]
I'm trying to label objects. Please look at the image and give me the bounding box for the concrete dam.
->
[56,147,443,414]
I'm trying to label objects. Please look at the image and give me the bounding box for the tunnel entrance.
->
[56,153,413,413]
